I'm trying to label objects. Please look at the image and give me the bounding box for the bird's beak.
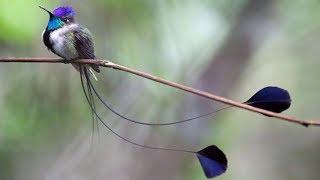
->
[39,6,54,17]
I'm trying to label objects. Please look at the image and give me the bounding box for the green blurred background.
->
[0,0,320,179]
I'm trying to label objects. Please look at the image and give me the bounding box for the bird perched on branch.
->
[36,5,300,180]
[40,6,100,79]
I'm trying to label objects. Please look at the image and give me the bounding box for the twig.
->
[1,57,319,127]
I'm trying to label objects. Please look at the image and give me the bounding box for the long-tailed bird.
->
[39,6,292,179]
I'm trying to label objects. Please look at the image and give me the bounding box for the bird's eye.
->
[63,18,70,23]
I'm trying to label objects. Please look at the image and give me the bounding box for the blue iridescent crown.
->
[53,6,76,17]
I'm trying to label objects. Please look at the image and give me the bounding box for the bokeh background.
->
[1,0,320,180]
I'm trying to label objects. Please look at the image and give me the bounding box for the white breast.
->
[49,24,79,60]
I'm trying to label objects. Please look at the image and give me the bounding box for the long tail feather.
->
[87,78,232,126]
[89,67,98,81]
[86,79,291,126]
[81,67,195,153]
[80,66,100,146]
[81,72,228,179]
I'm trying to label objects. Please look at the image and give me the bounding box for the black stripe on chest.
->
[43,29,56,54]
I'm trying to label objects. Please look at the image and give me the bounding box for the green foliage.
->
[0,1,42,42]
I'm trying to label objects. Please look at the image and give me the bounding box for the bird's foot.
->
[62,59,69,64]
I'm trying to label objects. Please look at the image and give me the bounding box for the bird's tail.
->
[72,63,98,81]
[90,64,100,73]
[88,67,98,81]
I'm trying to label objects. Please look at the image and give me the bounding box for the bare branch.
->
[0,57,319,127]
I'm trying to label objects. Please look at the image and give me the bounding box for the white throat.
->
[49,23,79,59]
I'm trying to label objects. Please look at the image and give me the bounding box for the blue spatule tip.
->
[196,145,228,178]
[245,86,291,116]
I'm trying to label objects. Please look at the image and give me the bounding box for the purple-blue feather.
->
[53,6,75,17]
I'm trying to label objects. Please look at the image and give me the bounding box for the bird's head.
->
[40,6,76,31]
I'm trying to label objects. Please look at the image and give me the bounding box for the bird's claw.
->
[62,59,69,64]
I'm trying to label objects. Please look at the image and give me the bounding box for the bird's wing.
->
[74,27,96,59]
[73,27,100,72]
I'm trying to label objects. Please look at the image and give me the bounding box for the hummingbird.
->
[40,6,100,77]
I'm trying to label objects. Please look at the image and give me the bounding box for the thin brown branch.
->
[1,57,319,127]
